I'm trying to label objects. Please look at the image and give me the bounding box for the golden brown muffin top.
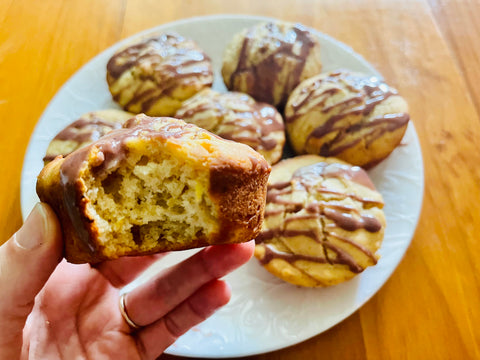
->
[223,21,321,106]
[256,155,385,280]
[285,70,410,158]
[43,110,134,163]
[106,33,213,112]
[175,89,285,158]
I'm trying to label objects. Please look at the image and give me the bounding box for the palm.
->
[24,261,140,359]
[19,242,254,360]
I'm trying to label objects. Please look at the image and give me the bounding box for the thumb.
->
[0,202,62,357]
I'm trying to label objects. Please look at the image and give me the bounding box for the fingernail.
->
[15,203,49,250]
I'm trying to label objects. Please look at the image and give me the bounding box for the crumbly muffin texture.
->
[255,155,385,287]
[106,33,213,117]
[83,145,216,258]
[43,109,134,164]
[37,115,270,263]
[222,21,322,107]
[285,70,410,168]
[175,88,285,164]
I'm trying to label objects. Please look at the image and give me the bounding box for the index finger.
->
[93,253,166,288]
[123,240,254,327]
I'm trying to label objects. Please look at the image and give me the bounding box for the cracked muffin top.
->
[254,154,385,287]
[106,33,213,117]
[175,88,285,165]
[221,21,322,107]
[284,70,410,168]
[43,109,134,165]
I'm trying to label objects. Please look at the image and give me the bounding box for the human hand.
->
[0,203,254,359]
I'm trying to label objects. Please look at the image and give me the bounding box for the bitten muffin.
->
[222,21,322,108]
[175,89,285,164]
[285,70,410,168]
[43,109,134,164]
[255,155,385,287]
[106,33,213,117]
[37,114,271,264]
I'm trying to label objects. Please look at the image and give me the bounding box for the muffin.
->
[106,33,213,116]
[37,115,271,264]
[285,70,410,168]
[222,21,322,108]
[255,155,385,287]
[43,109,134,164]
[175,89,285,164]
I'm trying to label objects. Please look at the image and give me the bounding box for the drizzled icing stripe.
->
[53,117,123,143]
[287,72,410,156]
[107,33,212,113]
[43,116,125,162]
[176,91,284,153]
[257,161,383,274]
[260,245,329,285]
[228,22,316,105]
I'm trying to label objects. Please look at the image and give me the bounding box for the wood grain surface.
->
[1,0,479,359]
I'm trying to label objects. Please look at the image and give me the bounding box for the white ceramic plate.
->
[21,14,424,358]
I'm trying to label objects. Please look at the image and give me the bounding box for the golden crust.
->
[37,115,270,263]
[175,89,285,165]
[43,109,134,165]
[285,70,410,168]
[221,21,322,107]
[254,155,385,287]
[106,33,213,116]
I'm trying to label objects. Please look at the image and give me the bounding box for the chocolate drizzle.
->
[218,101,284,151]
[107,33,213,113]
[287,71,410,157]
[54,117,122,143]
[323,208,382,232]
[260,244,327,265]
[292,161,376,190]
[256,161,383,274]
[43,115,126,162]
[176,91,284,154]
[228,22,317,106]
[43,154,61,162]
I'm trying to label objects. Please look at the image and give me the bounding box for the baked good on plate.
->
[175,89,285,164]
[284,70,410,168]
[106,33,213,116]
[43,109,133,164]
[37,114,271,264]
[255,155,385,287]
[221,21,322,108]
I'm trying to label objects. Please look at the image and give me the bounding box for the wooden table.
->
[1,0,479,359]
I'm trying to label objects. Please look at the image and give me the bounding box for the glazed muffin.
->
[43,109,134,164]
[285,70,410,168]
[106,33,213,116]
[175,89,285,164]
[255,155,385,287]
[222,21,322,108]
[37,115,271,264]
